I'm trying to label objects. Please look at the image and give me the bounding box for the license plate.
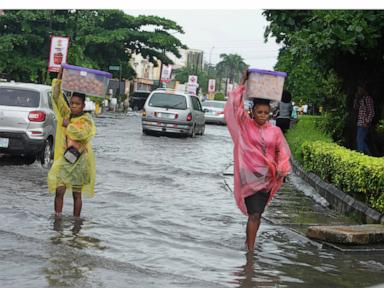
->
[158,112,174,119]
[0,137,9,148]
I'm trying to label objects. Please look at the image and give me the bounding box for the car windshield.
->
[0,88,40,107]
[203,101,226,109]
[148,93,187,110]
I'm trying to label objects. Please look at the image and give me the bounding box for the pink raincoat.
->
[224,85,291,216]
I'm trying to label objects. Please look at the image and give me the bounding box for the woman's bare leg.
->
[55,186,66,217]
[73,191,82,217]
[246,213,261,252]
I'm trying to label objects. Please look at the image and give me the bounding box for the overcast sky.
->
[7,0,384,70]
[127,10,281,70]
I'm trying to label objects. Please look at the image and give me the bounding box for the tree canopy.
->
[0,10,187,83]
[216,53,248,84]
[263,10,384,149]
[173,64,208,94]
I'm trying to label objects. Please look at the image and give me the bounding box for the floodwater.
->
[0,112,383,288]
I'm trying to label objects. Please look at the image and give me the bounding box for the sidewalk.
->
[223,165,384,252]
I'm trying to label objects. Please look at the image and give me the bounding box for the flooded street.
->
[1,112,384,287]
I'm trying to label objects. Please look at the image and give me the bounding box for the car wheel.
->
[190,125,196,138]
[200,125,205,136]
[40,138,53,169]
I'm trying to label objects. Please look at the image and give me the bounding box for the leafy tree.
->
[173,64,208,94]
[0,10,187,83]
[264,10,384,152]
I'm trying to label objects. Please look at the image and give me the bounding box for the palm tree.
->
[216,53,248,85]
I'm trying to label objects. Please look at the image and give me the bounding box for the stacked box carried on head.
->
[246,68,287,102]
[61,64,112,98]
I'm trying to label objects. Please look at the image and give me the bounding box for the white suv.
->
[0,82,56,168]
[142,89,205,137]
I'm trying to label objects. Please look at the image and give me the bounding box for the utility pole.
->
[118,62,122,101]
[158,61,163,89]
[158,49,165,88]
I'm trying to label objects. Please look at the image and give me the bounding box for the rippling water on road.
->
[1,112,383,287]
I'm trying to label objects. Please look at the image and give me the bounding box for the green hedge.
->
[214,92,225,101]
[302,141,384,213]
[285,115,333,162]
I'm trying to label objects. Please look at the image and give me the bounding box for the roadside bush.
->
[315,111,348,144]
[214,92,225,101]
[88,95,103,105]
[285,115,332,162]
[302,141,384,213]
[377,119,384,134]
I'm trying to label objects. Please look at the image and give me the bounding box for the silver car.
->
[142,89,205,137]
[0,82,56,168]
[202,100,227,125]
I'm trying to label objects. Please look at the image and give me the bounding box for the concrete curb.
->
[291,158,384,224]
[306,224,384,245]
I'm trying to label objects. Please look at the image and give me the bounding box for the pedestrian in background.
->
[354,85,375,155]
[48,74,96,218]
[123,97,129,114]
[275,90,293,134]
[224,71,291,253]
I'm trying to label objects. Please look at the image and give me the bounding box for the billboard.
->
[160,65,172,83]
[187,75,198,95]
[48,36,70,72]
[208,79,216,93]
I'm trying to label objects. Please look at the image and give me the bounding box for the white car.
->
[0,82,56,167]
[202,100,226,125]
[142,89,205,137]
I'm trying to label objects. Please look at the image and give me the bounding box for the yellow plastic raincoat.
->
[48,79,96,197]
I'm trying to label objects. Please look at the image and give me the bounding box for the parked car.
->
[0,82,56,168]
[202,100,227,125]
[129,91,151,111]
[142,89,205,137]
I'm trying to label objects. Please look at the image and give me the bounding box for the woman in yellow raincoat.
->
[48,78,96,218]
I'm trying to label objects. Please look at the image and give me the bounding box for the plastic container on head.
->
[246,68,287,102]
[61,64,112,98]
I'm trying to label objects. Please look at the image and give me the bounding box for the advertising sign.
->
[48,36,70,72]
[208,79,216,93]
[188,75,198,85]
[187,75,199,95]
[160,65,173,83]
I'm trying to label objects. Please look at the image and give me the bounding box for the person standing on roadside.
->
[354,86,375,155]
[275,90,293,134]
[224,71,291,253]
[123,97,129,114]
[48,72,96,218]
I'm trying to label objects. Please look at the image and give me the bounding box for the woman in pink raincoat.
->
[224,72,291,253]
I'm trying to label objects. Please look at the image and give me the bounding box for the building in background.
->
[129,49,203,93]
[129,54,155,93]
[186,49,204,73]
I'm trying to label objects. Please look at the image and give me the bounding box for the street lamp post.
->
[208,46,215,78]
[209,46,215,68]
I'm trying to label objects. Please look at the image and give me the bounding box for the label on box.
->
[80,71,87,77]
